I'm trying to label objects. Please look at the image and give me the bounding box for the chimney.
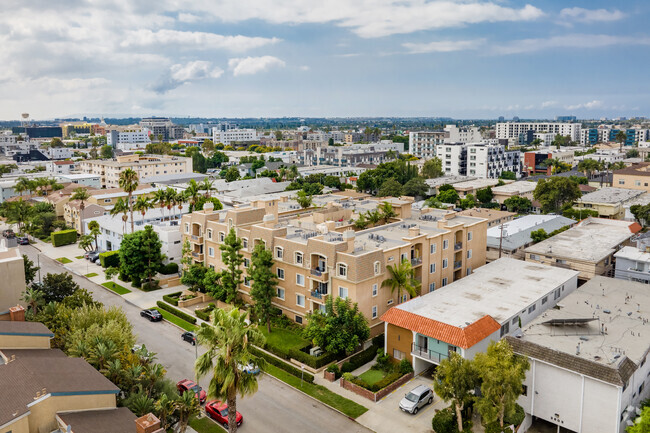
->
[408,226,420,237]
[263,213,275,228]
[135,413,162,433]
[343,229,355,252]
[9,305,25,321]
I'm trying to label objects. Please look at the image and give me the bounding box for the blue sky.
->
[0,0,648,119]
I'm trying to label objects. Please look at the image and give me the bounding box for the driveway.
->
[356,373,446,433]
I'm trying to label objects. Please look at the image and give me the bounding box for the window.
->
[295,315,303,324]
[387,299,393,305]
[276,288,285,300]
[529,254,540,261]
[339,286,348,299]
[430,263,436,273]
[374,262,380,275]
[636,180,642,186]
[430,243,436,254]
[442,277,447,287]
[208,247,214,257]
[242,238,248,249]
[528,304,536,313]
[429,282,435,292]
[244,277,251,287]
[393,349,405,360]
[467,232,473,241]
[295,252,303,265]
[554,288,561,300]
[296,294,305,307]
[185,223,189,233]
[296,274,305,286]
[372,284,378,297]
[467,250,472,259]
[104,199,111,203]
[619,179,625,185]
[542,296,548,304]
[219,232,225,242]
[443,240,449,250]
[442,259,448,269]
[243,258,250,268]
[277,268,285,280]
[275,247,283,259]
[207,229,212,240]
[512,316,519,326]
[338,263,347,277]
[401,253,408,262]
[372,306,377,319]
[500,322,510,337]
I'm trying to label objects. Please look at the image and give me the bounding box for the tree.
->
[626,148,640,158]
[402,177,429,198]
[202,139,215,155]
[615,131,627,151]
[476,187,494,204]
[71,187,91,235]
[382,259,420,304]
[224,166,240,182]
[88,220,100,251]
[366,209,381,226]
[437,189,459,204]
[354,213,369,230]
[551,134,571,148]
[78,234,94,252]
[153,189,168,222]
[421,158,444,179]
[433,352,478,432]
[628,407,650,433]
[530,138,542,149]
[21,287,44,316]
[23,254,39,285]
[38,272,80,303]
[200,178,216,198]
[133,196,152,225]
[303,296,370,355]
[577,159,600,179]
[503,196,531,213]
[220,228,243,304]
[296,190,313,209]
[195,308,266,433]
[458,194,476,210]
[379,201,396,223]
[119,168,139,233]
[533,177,581,214]
[175,389,201,433]
[249,244,277,333]
[474,340,530,429]
[100,145,114,159]
[630,204,650,227]
[377,178,403,197]
[119,226,163,287]
[530,228,549,243]
[14,177,32,197]
[499,171,516,180]
[110,198,129,233]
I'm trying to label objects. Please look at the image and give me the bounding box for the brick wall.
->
[340,372,414,402]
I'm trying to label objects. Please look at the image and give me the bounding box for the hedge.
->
[288,348,338,369]
[350,371,403,393]
[160,262,179,275]
[163,291,182,306]
[99,251,120,268]
[250,346,314,384]
[156,301,197,324]
[345,342,381,372]
[51,229,77,247]
[195,304,215,321]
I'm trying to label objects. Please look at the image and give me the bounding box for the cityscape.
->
[1,2,649,433]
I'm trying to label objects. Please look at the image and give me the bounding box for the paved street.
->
[21,245,372,433]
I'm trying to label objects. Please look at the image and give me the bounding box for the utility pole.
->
[498,223,504,259]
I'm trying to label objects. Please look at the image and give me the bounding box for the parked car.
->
[399,385,434,414]
[17,236,29,245]
[140,309,162,322]
[205,400,243,429]
[88,251,100,263]
[181,331,196,345]
[176,379,206,404]
[239,362,260,375]
[2,229,15,239]
[84,250,97,260]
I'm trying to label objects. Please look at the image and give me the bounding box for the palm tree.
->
[177,190,188,218]
[118,168,139,233]
[382,259,420,304]
[185,179,200,211]
[46,177,63,195]
[110,198,129,234]
[195,308,266,433]
[278,167,287,181]
[133,196,152,226]
[21,287,44,315]
[101,359,125,388]
[288,165,299,181]
[165,187,176,221]
[366,209,381,227]
[615,131,627,151]
[530,138,542,149]
[88,220,100,251]
[154,393,176,431]
[200,178,215,198]
[175,388,201,433]
[71,187,91,235]
[577,159,600,180]
[153,189,167,221]
[379,202,396,224]
[88,340,119,370]
[14,177,31,198]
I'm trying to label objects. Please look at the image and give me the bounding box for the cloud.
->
[152,61,223,94]
[403,39,485,54]
[177,13,202,23]
[565,100,603,110]
[492,34,650,55]
[299,65,310,71]
[228,56,285,76]
[559,8,625,23]
[541,100,557,108]
[121,29,280,52]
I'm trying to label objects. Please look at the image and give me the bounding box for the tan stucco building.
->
[612,162,650,193]
[77,155,192,188]
[0,243,26,320]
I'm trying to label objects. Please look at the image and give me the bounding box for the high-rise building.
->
[436,142,521,178]
[140,117,184,141]
[409,131,446,159]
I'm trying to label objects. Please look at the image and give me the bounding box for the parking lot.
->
[356,373,446,433]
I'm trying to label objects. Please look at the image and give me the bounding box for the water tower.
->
[21,113,30,127]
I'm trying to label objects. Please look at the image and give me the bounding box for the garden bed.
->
[341,371,413,403]
[101,281,131,295]
[56,257,72,264]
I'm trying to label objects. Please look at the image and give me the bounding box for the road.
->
[22,245,372,433]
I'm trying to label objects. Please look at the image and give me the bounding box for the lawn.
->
[84,272,99,278]
[101,281,131,295]
[259,326,310,353]
[153,307,198,332]
[56,257,72,264]
[189,416,222,433]
[75,255,84,259]
[264,363,368,418]
[358,368,388,386]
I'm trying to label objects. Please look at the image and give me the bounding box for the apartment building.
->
[581,127,649,146]
[574,187,645,219]
[139,117,184,141]
[444,125,482,143]
[409,131,446,159]
[496,122,581,142]
[614,232,650,283]
[522,148,576,176]
[0,242,26,320]
[181,196,487,334]
[297,141,405,167]
[106,129,151,149]
[436,142,521,178]
[77,155,192,188]
[613,162,650,193]
[212,128,258,146]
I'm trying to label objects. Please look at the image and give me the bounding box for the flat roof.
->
[425,176,476,188]
[395,257,578,328]
[487,215,576,250]
[58,407,137,433]
[614,245,650,262]
[57,174,100,179]
[508,276,650,384]
[491,180,537,195]
[456,208,515,223]
[452,178,500,191]
[577,187,645,205]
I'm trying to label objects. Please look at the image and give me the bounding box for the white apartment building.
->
[43,147,74,160]
[297,141,405,167]
[409,131,446,159]
[78,155,192,188]
[436,142,521,178]
[444,125,482,143]
[212,128,258,146]
[533,132,555,146]
[496,122,581,142]
[48,160,75,175]
[106,130,151,149]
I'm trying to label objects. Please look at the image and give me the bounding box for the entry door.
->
[417,335,428,351]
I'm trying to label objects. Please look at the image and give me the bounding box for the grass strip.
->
[75,255,84,259]
[358,369,387,386]
[101,281,131,295]
[153,307,198,332]
[56,257,72,264]
[189,416,222,433]
[84,272,99,278]
[264,363,367,419]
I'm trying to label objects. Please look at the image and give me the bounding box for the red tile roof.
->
[54,160,75,165]
[629,222,642,234]
[381,308,501,349]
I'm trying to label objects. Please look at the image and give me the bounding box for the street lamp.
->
[37,253,41,285]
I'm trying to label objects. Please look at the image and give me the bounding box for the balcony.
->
[411,343,449,364]
[190,234,203,243]
[310,290,328,300]
[191,252,204,261]
[310,268,329,281]
[454,242,463,251]
[454,261,462,270]
[411,257,422,266]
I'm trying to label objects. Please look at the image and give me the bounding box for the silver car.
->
[399,385,434,414]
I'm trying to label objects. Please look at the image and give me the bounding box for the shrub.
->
[156,301,197,324]
[351,371,402,392]
[342,372,355,382]
[372,333,384,348]
[399,358,414,375]
[249,346,314,384]
[195,304,216,321]
[341,362,354,373]
[141,280,160,292]
[326,364,341,379]
[485,422,508,433]
[375,348,391,371]
[51,229,77,247]
[162,291,182,306]
[160,262,179,275]
[99,251,120,268]
[431,408,457,433]
[346,342,381,371]
[504,403,525,427]
[288,348,338,369]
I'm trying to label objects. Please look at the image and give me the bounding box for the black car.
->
[17,237,29,245]
[140,309,162,322]
[88,251,101,263]
[182,332,197,345]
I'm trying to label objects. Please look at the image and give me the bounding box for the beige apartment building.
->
[78,155,192,188]
[0,243,26,320]
[612,162,650,193]
[181,195,487,334]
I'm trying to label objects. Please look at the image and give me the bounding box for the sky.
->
[1,0,648,120]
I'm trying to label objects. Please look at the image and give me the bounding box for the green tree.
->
[503,196,532,213]
[626,148,640,158]
[249,244,277,333]
[474,340,530,429]
[224,166,240,182]
[181,264,208,292]
[220,228,243,304]
[499,171,517,180]
[379,201,397,223]
[119,226,163,287]
[437,189,459,204]
[110,197,129,233]
[100,145,114,159]
[296,190,313,209]
[577,159,601,179]
[615,131,627,151]
[202,139,215,155]
[533,177,581,214]
[366,209,381,226]
[421,158,444,179]
[354,213,369,230]
[195,308,266,433]
[21,287,45,316]
[119,168,139,233]
[377,178,404,197]
[382,259,420,304]
[433,352,478,432]
[459,194,476,210]
[88,220,100,251]
[476,187,494,204]
[71,187,91,235]
[303,296,370,355]
[133,195,152,225]
[38,272,80,303]
[628,407,650,433]
[23,254,39,285]
[402,177,429,198]
[530,228,549,243]
[530,138,542,149]
[78,234,94,252]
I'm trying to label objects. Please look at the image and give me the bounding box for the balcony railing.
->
[191,252,204,261]
[454,261,462,270]
[310,290,327,299]
[191,234,203,243]
[411,343,449,364]
[454,242,463,251]
[411,257,422,266]
[310,268,328,280]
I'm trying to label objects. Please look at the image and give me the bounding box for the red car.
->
[176,379,206,404]
[205,400,243,429]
